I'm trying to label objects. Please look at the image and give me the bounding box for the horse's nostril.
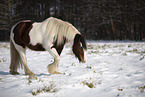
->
[83,58,87,63]
[81,59,86,63]
[83,60,86,63]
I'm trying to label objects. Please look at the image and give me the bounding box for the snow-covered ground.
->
[0,41,145,97]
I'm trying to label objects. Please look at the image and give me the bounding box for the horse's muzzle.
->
[79,59,86,63]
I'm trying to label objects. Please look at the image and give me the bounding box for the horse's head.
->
[72,34,87,63]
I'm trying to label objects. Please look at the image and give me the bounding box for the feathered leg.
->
[47,47,61,74]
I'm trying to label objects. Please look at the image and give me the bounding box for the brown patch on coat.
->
[13,21,45,51]
[72,34,84,62]
[51,37,66,55]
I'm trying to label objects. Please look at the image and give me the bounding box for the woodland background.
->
[0,0,145,41]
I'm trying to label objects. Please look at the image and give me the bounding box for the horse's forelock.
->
[80,36,87,50]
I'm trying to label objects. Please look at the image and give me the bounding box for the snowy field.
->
[0,41,145,97]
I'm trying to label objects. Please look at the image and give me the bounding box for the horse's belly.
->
[27,43,45,51]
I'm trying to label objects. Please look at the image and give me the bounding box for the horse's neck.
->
[46,18,80,46]
[64,25,80,44]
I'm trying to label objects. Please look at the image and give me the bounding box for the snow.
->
[0,41,145,97]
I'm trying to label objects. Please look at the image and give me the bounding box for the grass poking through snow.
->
[32,82,59,96]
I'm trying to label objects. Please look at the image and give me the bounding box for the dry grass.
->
[32,82,59,96]
[138,85,145,93]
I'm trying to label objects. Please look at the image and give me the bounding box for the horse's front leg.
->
[47,48,61,74]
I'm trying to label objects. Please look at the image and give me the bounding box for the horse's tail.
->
[10,39,23,74]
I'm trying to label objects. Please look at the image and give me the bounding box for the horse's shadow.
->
[36,73,51,76]
[0,71,51,76]
[0,71,10,75]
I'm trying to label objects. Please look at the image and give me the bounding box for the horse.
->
[9,17,87,76]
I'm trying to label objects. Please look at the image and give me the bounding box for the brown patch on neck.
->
[51,37,66,55]
[13,21,45,51]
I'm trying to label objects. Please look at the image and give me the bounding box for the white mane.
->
[45,17,80,45]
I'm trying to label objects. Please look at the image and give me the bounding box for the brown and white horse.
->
[10,17,87,76]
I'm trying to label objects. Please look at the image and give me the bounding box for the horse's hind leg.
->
[10,40,20,75]
[14,44,34,77]
[47,48,61,74]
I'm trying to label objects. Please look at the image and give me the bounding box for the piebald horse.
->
[10,17,87,76]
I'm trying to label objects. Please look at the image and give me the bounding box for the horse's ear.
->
[82,33,86,38]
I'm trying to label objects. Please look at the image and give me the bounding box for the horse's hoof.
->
[28,74,37,80]
[52,71,62,75]
[26,72,35,77]
[29,73,35,77]
[10,71,19,75]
